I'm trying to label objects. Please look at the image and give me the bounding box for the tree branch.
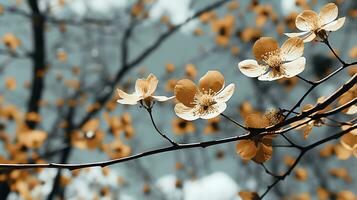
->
[261,124,356,198]
[26,0,46,129]
[0,133,251,170]
[283,39,356,120]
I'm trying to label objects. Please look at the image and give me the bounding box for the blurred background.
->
[0,0,356,199]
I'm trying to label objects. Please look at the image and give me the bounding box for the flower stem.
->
[147,108,179,146]
[323,38,346,65]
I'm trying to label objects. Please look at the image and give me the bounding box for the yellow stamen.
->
[262,49,284,75]
[192,89,218,116]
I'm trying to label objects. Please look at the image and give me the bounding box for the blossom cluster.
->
[116,2,356,162]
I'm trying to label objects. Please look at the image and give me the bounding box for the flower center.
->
[314,28,328,41]
[192,90,218,116]
[261,49,284,75]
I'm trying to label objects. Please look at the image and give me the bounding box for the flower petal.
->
[253,37,279,61]
[238,59,268,77]
[341,132,357,150]
[295,10,319,31]
[198,71,225,93]
[146,73,159,96]
[258,71,284,81]
[280,37,304,61]
[282,57,306,78]
[319,3,338,25]
[200,102,227,119]
[244,113,269,128]
[261,135,276,145]
[239,191,260,200]
[322,17,345,31]
[284,31,309,38]
[253,143,273,163]
[335,144,352,160]
[303,124,313,139]
[174,103,199,121]
[116,89,141,105]
[135,74,159,96]
[174,79,198,107]
[215,83,235,103]
[152,95,175,102]
[116,98,140,105]
[135,79,148,96]
[302,32,316,43]
[236,140,258,160]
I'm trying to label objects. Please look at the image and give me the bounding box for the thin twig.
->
[260,123,357,198]
[280,134,301,149]
[147,108,178,146]
[283,38,356,120]
[261,163,281,178]
[278,72,355,129]
[220,113,249,131]
[323,39,346,65]
[296,75,315,85]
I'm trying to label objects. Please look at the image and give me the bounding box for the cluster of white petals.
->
[238,37,305,81]
[116,3,348,122]
[174,71,235,120]
[117,73,173,106]
[116,71,234,120]
[285,3,345,42]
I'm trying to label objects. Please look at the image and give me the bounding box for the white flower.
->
[174,71,235,121]
[285,3,345,42]
[116,73,173,106]
[238,37,305,81]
